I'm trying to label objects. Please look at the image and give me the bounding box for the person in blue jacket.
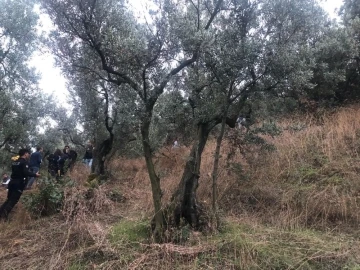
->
[26,146,43,189]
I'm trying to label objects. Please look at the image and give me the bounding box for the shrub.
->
[22,177,71,217]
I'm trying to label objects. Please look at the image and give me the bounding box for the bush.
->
[22,177,72,217]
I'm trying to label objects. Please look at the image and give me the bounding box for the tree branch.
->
[58,128,86,148]
[150,52,199,108]
[188,0,200,30]
[205,0,224,30]
[0,136,11,149]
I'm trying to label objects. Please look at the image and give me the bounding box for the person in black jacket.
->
[59,145,78,174]
[0,148,40,220]
[47,149,62,177]
[59,146,71,176]
[68,149,78,171]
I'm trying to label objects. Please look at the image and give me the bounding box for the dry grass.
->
[220,105,360,231]
[1,106,360,268]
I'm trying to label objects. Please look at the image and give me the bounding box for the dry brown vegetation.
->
[1,106,360,269]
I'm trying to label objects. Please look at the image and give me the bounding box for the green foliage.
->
[107,189,125,203]
[297,165,321,184]
[22,177,73,217]
[0,0,59,151]
[87,173,97,182]
[227,122,279,166]
[109,219,150,246]
[152,90,195,147]
[84,173,99,189]
[213,221,356,270]
[241,121,282,152]
[341,0,360,23]
[84,179,99,189]
[67,262,87,270]
[84,174,108,189]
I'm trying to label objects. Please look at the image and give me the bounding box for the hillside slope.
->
[1,106,360,269]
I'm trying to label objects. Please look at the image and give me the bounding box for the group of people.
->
[0,143,94,221]
[47,145,78,178]
[1,146,44,190]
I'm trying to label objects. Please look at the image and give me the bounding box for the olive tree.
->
[0,0,54,153]
[169,0,332,228]
[40,0,223,240]
[335,0,360,102]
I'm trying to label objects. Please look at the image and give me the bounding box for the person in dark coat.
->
[26,146,43,189]
[0,149,40,220]
[68,149,78,171]
[47,149,62,177]
[59,146,71,176]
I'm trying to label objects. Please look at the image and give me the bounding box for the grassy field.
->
[1,106,360,269]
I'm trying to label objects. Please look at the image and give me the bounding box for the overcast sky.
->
[30,0,344,106]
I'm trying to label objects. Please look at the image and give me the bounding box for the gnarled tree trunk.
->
[172,122,211,228]
[92,84,115,175]
[170,112,238,229]
[141,113,165,241]
[92,135,113,175]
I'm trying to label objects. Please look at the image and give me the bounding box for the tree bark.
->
[92,84,115,175]
[92,136,113,175]
[212,82,234,215]
[169,107,240,229]
[212,115,227,213]
[141,113,165,241]
[172,122,211,228]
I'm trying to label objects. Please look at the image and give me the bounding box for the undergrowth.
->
[21,177,73,217]
[1,106,360,269]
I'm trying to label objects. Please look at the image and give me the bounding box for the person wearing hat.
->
[0,148,40,220]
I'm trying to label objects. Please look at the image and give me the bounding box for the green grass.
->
[104,218,360,269]
[68,262,87,270]
[197,220,359,270]
[109,219,150,245]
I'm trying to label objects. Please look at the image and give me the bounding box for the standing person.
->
[0,149,40,220]
[26,146,43,189]
[172,139,180,149]
[68,149,78,171]
[59,146,71,176]
[236,116,246,129]
[83,142,93,168]
[47,149,62,177]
